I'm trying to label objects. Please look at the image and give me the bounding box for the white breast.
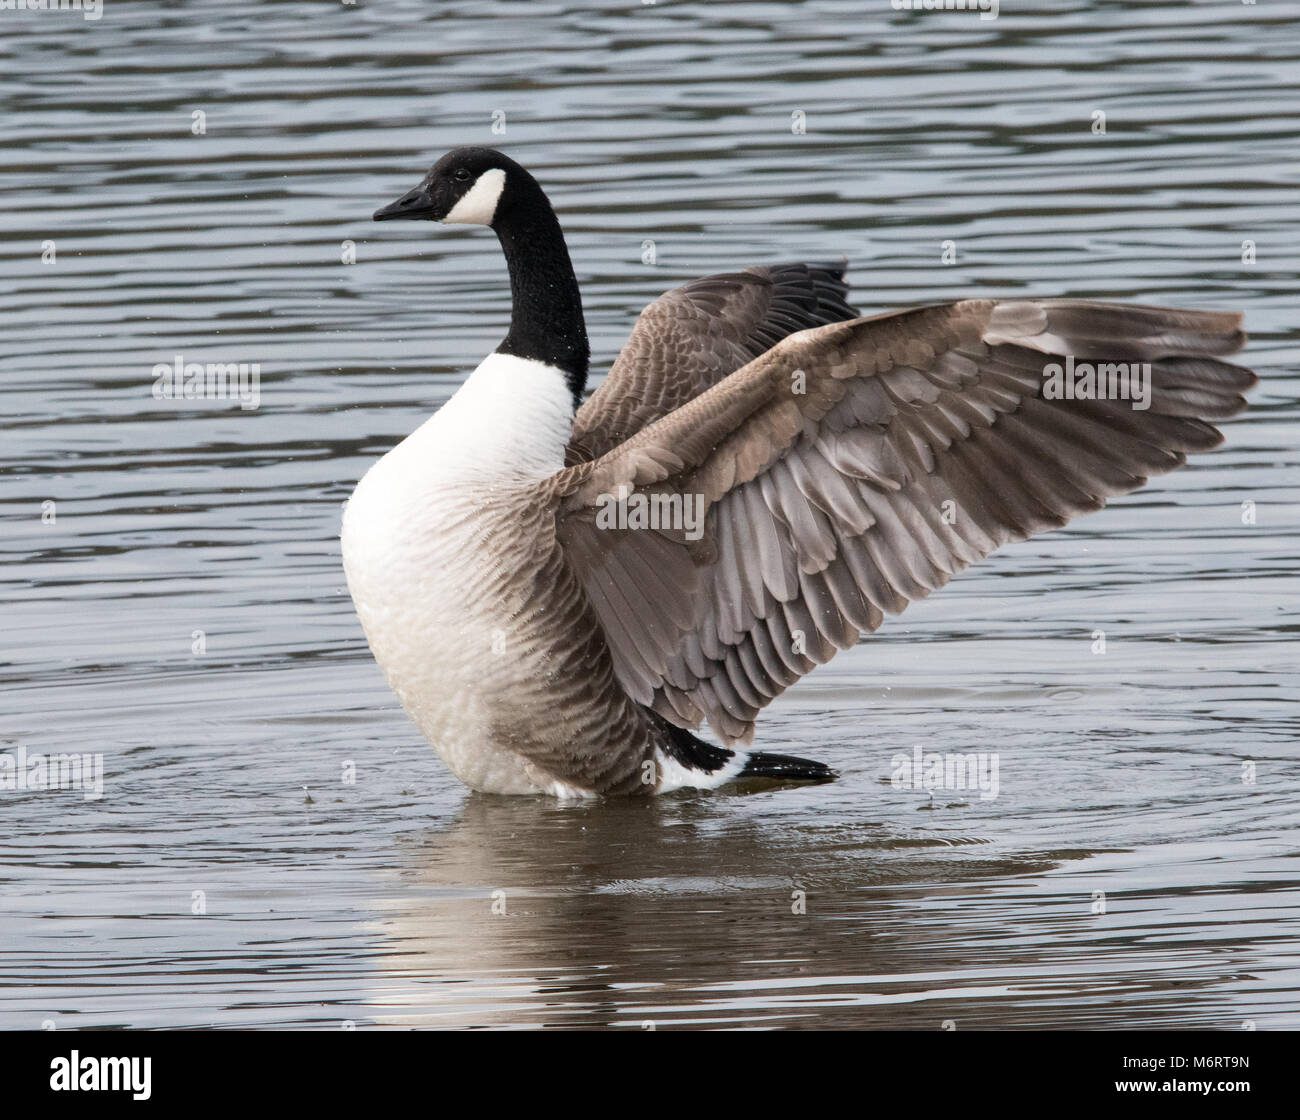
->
[341,352,576,793]
[374,351,574,481]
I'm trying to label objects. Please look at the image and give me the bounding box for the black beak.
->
[373,183,439,222]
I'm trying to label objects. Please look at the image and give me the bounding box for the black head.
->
[372,146,589,405]
[373,147,527,227]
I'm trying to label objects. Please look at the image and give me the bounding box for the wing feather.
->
[550,298,1254,744]
[567,262,860,464]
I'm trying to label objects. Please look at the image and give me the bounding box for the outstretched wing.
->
[551,299,1254,744]
[567,262,859,464]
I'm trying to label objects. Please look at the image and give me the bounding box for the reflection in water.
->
[365,797,1300,1029]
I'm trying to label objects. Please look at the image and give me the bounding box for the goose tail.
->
[649,710,835,790]
[739,751,836,784]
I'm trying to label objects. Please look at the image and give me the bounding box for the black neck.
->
[492,179,589,409]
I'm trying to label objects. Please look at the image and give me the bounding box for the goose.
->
[343,146,1255,798]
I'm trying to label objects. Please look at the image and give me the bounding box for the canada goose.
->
[344,146,1255,798]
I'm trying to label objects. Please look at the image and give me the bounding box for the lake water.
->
[2,0,1298,1030]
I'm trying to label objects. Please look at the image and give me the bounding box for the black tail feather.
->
[739,751,836,784]
[649,711,835,786]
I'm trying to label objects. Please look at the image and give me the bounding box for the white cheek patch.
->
[442,167,507,225]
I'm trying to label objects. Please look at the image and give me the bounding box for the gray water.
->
[2,0,1298,1030]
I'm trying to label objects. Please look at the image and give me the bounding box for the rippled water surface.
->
[2,0,1298,1029]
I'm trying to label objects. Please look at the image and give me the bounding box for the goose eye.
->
[453,168,472,182]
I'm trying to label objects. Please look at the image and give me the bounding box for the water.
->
[2,0,1298,1029]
